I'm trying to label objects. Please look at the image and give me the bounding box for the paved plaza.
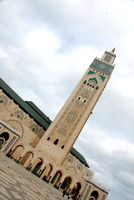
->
[0,152,68,200]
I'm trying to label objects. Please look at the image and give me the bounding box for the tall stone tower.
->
[36,49,116,165]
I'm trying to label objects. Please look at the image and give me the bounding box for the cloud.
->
[0,0,134,200]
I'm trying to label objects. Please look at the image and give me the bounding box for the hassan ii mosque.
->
[0,49,116,200]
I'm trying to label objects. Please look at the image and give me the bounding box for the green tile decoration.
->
[99,75,105,82]
[91,59,114,75]
[88,70,96,75]
[88,77,98,85]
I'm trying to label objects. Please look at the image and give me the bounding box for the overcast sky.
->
[0,0,134,199]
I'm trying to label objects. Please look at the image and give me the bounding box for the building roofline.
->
[0,78,50,130]
[70,147,89,167]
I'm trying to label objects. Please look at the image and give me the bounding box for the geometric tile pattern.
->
[91,58,114,75]
[0,152,68,200]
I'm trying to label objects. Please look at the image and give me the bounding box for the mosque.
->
[0,49,116,200]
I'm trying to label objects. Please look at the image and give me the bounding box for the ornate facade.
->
[0,49,116,200]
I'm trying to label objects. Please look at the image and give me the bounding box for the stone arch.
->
[20,151,33,167]
[32,158,43,175]
[42,163,53,181]
[51,170,62,186]
[71,182,82,199]
[6,120,24,137]
[11,141,25,151]
[11,145,24,161]
[61,176,72,191]
[90,190,99,200]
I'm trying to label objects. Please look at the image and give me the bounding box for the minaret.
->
[36,49,116,165]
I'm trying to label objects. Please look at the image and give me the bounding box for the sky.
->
[0,0,134,199]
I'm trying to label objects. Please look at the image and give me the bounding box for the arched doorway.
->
[61,177,72,191]
[20,152,33,167]
[11,145,24,161]
[90,190,99,200]
[32,159,43,175]
[42,163,53,182]
[71,182,81,199]
[51,171,62,186]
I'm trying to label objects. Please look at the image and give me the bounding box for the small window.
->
[54,139,59,145]
[83,80,87,84]
[47,137,50,141]
[78,97,80,100]
[0,99,3,103]
[96,86,99,90]
[32,128,35,132]
[84,100,86,103]
[61,145,64,149]
[17,115,20,118]
[90,84,92,87]
[92,86,94,88]
[87,83,89,85]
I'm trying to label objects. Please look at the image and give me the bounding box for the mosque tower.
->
[36,49,116,165]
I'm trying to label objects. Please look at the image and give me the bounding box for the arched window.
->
[47,137,50,141]
[32,160,43,175]
[54,139,59,145]
[90,190,99,200]
[89,198,95,200]
[0,138,5,149]
[0,132,9,141]
[61,177,72,190]
[61,145,64,149]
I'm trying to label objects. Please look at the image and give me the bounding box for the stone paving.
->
[0,152,68,200]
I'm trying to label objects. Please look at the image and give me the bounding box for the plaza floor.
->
[0,152,68,200]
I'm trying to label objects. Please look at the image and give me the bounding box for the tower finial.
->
[111,48,115,53]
